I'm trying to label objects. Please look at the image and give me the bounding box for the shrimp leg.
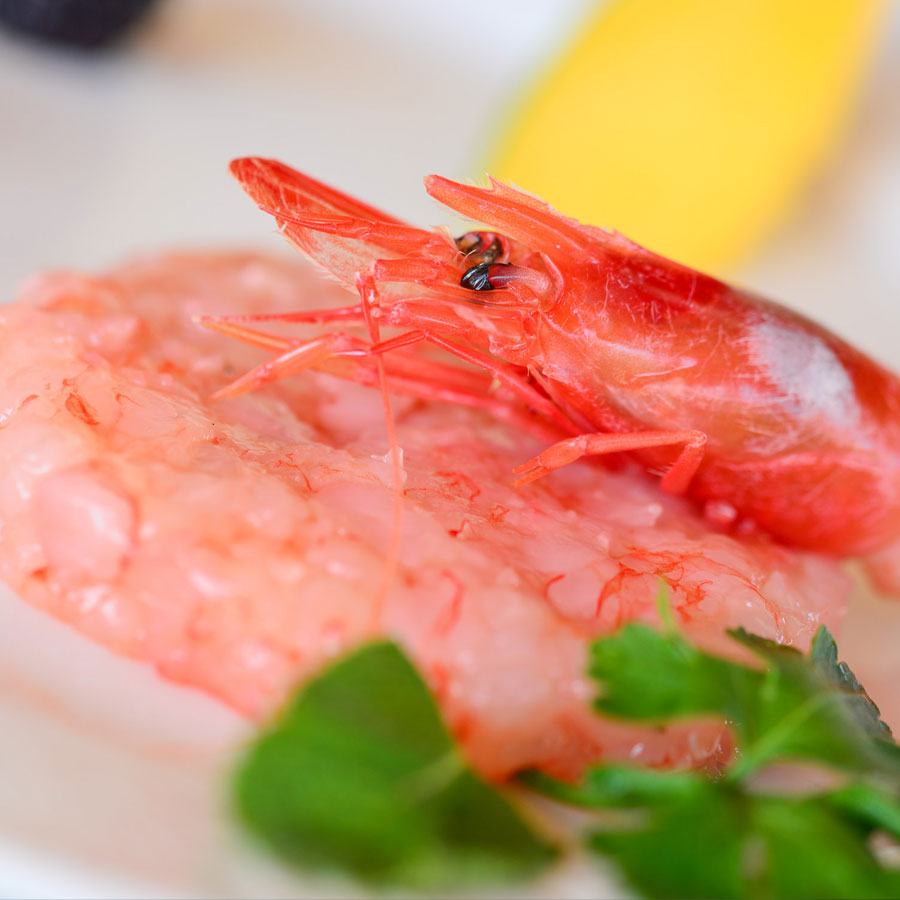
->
[367,328,578,435]
[513,429,708,494]
[197,304,367,326]
[203,329,367,400]
[197,314,563,439]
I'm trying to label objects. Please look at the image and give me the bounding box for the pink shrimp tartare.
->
[0,250,849,779]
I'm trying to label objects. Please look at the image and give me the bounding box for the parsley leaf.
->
[590,620,762,724]
[233,641,555,890]
[528,615,900,899]
[527,767,900,899]
[808,625,894,741]
[591,622,898,778]
[597,787,900,900]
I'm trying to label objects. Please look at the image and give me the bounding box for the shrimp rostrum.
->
[204,157,900,591]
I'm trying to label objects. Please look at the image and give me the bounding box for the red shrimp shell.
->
[229,158,900,562]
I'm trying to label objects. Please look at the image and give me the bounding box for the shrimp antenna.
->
[356,274,404,626]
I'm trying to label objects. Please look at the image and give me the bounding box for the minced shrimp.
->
[0,251,849,779]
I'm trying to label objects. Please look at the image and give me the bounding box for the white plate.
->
[1,2,899,896]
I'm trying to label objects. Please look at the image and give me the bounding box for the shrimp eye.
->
[461,263,503,291]
[461,263,553,300]
[455,231,509,266]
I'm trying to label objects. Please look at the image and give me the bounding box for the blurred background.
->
[1,1,899,896]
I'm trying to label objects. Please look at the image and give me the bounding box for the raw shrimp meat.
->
[222,159,900,581]
[0,251,849,779]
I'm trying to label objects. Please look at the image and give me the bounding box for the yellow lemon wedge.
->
[488,0,887,272]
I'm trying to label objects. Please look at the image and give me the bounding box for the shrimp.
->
[0,250,852,779]
[206,157,900,575]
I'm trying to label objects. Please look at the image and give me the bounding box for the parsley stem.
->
[727,692,835,782]
[397,750,465,803]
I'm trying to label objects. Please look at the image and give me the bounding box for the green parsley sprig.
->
[524,599,900,899]
[232,602,900,898]
[233,641,555,890]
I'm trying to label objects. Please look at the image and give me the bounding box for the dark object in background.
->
[0,0,160,49]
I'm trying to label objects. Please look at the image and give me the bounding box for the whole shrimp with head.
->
[202,157,900,593]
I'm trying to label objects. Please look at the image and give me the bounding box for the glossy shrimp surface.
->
[222,158,900,566]
[0,251,850,779]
